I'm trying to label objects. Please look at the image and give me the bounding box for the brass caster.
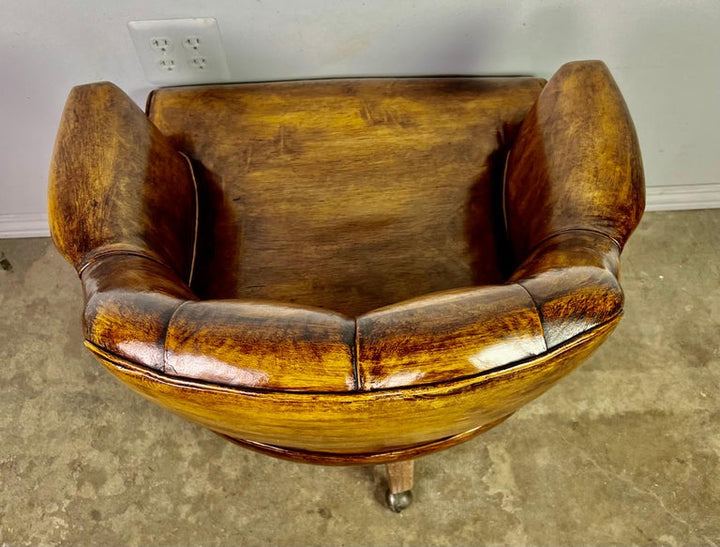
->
[386,489,413,512]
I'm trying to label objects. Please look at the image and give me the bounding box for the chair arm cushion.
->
[504,60,645,264]
[49,82,197,281]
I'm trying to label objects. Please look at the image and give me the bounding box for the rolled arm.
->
[48,82,197,281]
[504,60,645,262]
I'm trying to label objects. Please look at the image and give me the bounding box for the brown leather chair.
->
[48,60,644,511]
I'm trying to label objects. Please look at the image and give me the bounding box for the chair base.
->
[215,416,512,510]
[213,414,512,466]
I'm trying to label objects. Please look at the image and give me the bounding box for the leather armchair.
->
[49,60,644,511]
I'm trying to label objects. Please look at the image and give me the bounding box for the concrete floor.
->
[0,209,718,546]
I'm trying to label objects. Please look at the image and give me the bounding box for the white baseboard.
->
[0,212,50,238]
[645,183,720,211]
[0,184,718,238]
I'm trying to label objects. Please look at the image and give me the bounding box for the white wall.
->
[2,0,719,235]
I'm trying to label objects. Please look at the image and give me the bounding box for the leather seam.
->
[352,320,362,392]
[514,281,549,353]
[527,227,622,257]
[78,249,172,277]
[162,300,190,375]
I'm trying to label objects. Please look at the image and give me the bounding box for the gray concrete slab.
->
[1,209,718,546]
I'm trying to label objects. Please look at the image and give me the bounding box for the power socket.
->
[128,18,230,85]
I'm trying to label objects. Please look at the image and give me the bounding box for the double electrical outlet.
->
[128,18,230,85]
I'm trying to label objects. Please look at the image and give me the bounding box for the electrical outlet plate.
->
[128,18,230,85]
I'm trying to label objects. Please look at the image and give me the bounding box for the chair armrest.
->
[48,82,197,281]
[504,60,645,264]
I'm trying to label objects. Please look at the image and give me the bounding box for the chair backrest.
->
[148,77,544,316]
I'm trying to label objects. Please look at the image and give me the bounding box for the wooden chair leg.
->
[385,459,414,512]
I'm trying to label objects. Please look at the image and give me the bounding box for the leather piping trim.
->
[84,314,621,397]
[144,91,198,286]
[501,148,511,240]
[78,248,172,277]
[144,89,157,116]
[500,78,547,246]
[178,151,199,287]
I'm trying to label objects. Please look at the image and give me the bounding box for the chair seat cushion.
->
[147,77,545,316]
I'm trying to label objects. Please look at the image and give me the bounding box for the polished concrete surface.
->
[1,209,718,546]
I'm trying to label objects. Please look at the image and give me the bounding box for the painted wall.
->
[2,0,719,232]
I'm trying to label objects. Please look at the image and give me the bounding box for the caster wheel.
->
[386,489,413,512]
